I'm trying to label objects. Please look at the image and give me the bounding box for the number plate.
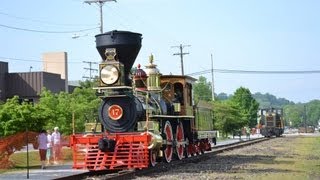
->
[108,105,123,120]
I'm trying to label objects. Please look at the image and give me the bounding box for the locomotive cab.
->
[160,75,195,116]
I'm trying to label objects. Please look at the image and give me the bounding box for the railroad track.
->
[55,137,269,180]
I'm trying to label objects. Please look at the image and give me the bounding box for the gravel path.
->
[135,135,320,180]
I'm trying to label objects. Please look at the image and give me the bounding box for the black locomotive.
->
[71,30,217,170]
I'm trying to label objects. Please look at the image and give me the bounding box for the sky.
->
[0,0,319,103]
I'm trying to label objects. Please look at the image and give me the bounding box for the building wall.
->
[6,72,43,99]
[0,61,8,101]
[42,52,68,92]
[43,72,66,93]
[6,72,65,101]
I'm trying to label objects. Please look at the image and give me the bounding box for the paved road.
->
[0,162,87,180]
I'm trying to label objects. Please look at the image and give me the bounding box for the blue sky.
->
[0,0,319,103]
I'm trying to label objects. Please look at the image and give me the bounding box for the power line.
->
[0,11,97,27]
[84,0,117,34]
[0,24,99,34]
[82,61,98,80]
[172,44,191,75]
[187,68,320,76]
[0,56,85,64]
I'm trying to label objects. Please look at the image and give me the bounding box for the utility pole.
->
[83,61,98,80]
[211,53,215,101]
[84,0,117,34]
[304,105,307,133]
[172,44,191,75]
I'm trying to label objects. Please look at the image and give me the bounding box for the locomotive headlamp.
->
[100,65,120,85]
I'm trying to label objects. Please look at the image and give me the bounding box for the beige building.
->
[42,52,68,92]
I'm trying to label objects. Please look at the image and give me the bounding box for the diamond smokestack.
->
[95,30,142,85]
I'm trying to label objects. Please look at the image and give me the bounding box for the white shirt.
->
[38,133,48,150]
[51,131,61,145]
[47,134,52,148]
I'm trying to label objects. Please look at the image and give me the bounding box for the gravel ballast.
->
[135,134,320,180]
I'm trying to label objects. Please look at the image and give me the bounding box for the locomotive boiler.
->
[70,30,217,170]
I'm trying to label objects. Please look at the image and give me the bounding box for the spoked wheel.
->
[149,150,157,167]
[175,122,185,160]
[163,121,173,163]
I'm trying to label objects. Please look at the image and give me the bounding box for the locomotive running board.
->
[149,115,194,119]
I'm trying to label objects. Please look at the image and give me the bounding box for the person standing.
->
[46,130,53,165]
[38,130,48,169]
[51,127,61,164]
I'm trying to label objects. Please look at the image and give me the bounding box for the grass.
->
[1,147,73,172]
[246,136,320,180]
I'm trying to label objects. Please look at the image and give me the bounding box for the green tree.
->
[36,89,59,128]
[306,100,320,127]
[229,87,259,128]
[283,104,304,127]
[35,87,100,135]
[193,76,212,102]
[253,92,293,108]
[69,87,100,134]
[216,93,229,101]
[0,96,46,137]
[213,101,245,137]
[79,79,98,88]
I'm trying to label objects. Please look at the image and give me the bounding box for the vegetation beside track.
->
[247,136,320,179]
[0,147,72,173]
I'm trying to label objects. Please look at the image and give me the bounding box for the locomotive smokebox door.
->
[99,96,143,133]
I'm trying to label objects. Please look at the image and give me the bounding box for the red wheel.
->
[163,121,173,163]
[149,150,157,167]
[175,122,184,160]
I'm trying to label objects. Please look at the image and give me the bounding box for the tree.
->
[306,100,320,127]
[253,92,293,108]
[0,96,46,137]
[69,87,100,134]
[0,85,101,136]
[79,79,98,88]
[216,93,229,101]
[283,104,304,127]
[284,101,320,128]
[31,87,100,135]
[229,87,259,128]
[193,76,212,102]
[213,101,245,137]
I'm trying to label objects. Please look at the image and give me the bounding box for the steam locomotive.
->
[258,108,284,137]
[70,30,217,170]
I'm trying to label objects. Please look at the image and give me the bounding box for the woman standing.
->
[51,127,61,164]
[38,130,48,169]
[46,130,53,165]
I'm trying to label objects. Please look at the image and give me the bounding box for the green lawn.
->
[7,148,72,168]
